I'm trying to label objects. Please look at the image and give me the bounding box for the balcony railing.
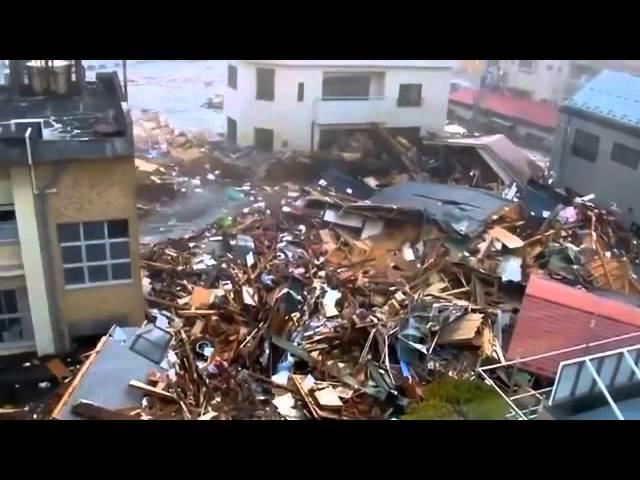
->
[313,96,424,125]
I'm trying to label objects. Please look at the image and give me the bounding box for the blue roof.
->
[565,70,640,129]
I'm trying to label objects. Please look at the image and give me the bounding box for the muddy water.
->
[84,61,240,242]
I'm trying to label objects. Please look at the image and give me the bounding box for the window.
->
[398,84,423,107]
[0,205,18,242]
[322,75,370,99]
[297,82,304,102]
[0,290,22,342]
[525,132,546,150]
[256,67,275,101]
[571,129,599,162]
[519,60,535,72]
[226,116,237,145]
[611,143,640,170]
[254,128,274,153]
[58,220,132,288]
[227,64,237,90]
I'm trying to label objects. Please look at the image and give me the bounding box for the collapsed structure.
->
[52,123,640,420]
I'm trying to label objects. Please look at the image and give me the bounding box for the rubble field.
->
[50,121,640,420]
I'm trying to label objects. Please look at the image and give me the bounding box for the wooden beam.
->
[128,380,178,402]
[72,400,138,420]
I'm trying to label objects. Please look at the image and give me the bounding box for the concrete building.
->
[0,60,144,357]
[551,70,640,231]
[224,60,456,152]
[498,60,640,105]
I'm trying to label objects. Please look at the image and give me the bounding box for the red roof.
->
[506,275,640,378]
[449,87,559,130]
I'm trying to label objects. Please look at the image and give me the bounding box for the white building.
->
[224,60,456,152]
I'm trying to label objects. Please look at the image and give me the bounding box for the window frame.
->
[0,289,23,343]
[297,82,304,102]
[256,67,275,102]
[397,83,423,107]
[571,129,600,162]
[518,60,536,72]
[0,204,18,243]
[611,142,640,170]
[227,64,238,90]
[58,220,133,289]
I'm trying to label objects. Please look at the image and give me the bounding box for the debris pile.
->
[60,127,640,420]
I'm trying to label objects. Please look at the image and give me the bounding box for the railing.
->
[313,96,425,125]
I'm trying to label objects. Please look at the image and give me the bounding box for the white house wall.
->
[500,60,571,104]
[225,61,453,152]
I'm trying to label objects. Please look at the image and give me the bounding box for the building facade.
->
[224,60,456,152]
[0,61,144,356]
[498,60,640,105]
[551,70,640,230]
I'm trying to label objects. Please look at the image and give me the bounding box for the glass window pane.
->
[2,290,17,314]
[85,243,107,262]
[58,223,81,243]
[111,262,132,281]
[62,245,82,264]
[88,265,109,283]
[83,221,105,241]
[109,241,130,260]
[64,267,85,285]
[107,220,129,239]
[5,317,22,341]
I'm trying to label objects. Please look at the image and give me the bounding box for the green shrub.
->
[402,377,509,420]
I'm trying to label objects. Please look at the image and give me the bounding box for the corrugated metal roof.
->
[506,275,640,378]
[449,87,559,130]
[565,70,640,128]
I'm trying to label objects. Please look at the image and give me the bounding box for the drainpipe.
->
[25,128,38,194]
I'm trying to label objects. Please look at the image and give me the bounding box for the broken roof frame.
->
[477,330,640,420]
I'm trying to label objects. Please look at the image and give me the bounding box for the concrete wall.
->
[225,61,453,151]
[499,60,571,104]
[42,157,145,337]
[552,113,640,226]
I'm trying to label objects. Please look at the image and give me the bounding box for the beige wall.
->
[0,168,13,204]
[42,157,144,336]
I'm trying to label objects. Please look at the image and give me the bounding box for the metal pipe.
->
[586,359,624,420]
[25,127,38,194]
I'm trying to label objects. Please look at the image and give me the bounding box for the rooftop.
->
[0,68,133,164]
[563,70,640,131]
[506,275,640,378]
[246,60,457,69]
[449,87,559,130]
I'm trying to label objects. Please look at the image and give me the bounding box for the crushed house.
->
[551,70,640,231]
[0,60,144,357]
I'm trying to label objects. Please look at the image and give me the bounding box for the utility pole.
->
[122,60,128,102]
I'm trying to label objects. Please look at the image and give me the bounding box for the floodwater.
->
[84,60,236,242]
[85,60,227,133]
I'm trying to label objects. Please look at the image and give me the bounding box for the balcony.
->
[313,96,423,125]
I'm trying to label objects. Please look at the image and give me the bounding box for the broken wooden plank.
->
[128,380,179,402]
[489,227,524,249]
[72,400,138,420]
[46,358,72,381]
